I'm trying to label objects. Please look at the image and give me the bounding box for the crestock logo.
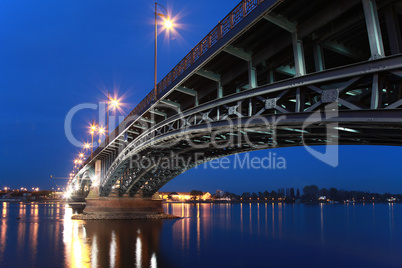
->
[64,99,339,172]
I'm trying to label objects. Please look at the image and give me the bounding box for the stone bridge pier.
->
[73,160,177,220]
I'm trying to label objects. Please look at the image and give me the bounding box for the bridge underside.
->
[97,54,402,197]
[101,109,402,198]
[69,0,402,200]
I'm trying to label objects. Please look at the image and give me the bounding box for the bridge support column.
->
[313,42,325,72]
[73,196,177,220]
[291,31,306,76]
[248,60,257,89]
[362,0,385,59]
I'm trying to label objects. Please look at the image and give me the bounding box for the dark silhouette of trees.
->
[303,185,319,202]
[290,188,295,200]
[241,192,251,200]
[319,188,329,197]
[190,190,203,200]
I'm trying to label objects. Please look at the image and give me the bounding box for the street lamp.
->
[90,120,97,157]
[83,142,90,150]
[98,126,105,144]
[106,92,120,144]
[154,2,174,100]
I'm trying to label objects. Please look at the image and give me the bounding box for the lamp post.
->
[154,2,173,100]
[98,126,105,144]
[106,92,110,144]
[90,120,97,157]
[105,93,120,144]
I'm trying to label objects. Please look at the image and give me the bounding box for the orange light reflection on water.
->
[17,204,26,255]
[0,203,7,261]
[63,206,91,268]
[2,202,7,217]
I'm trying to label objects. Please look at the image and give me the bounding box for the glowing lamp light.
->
[164,19,173,29]
[79,153,84,158]
[84,143,90,149]
[110,98,120,109]
[64,190,72,199]
[98,127,105,134]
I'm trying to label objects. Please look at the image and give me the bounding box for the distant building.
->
[158,192,212,201]
[215,190,233,201]
[215,189,224,198]
[54,192,64,199]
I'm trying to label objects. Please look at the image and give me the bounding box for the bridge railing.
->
[127,0,266,118]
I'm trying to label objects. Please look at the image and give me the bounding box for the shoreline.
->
[1,199,400,205]
[164,200,400,204]
[72,212,180,220]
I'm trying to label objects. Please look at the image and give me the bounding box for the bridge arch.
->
[100,105,402,197]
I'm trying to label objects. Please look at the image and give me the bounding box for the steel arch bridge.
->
[69,0,402,199]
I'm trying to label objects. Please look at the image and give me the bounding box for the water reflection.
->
[61,209,163,268]
[2,202,7,217]
[0,203,7,260]
[29,215,39,260]
[0,202,401,268]
[17,209,26,256]
[389,203,394,236]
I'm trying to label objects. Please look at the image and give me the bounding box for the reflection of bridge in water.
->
[68,0,402,213]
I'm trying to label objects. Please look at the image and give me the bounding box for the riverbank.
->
[0,199,66,203]
[165,200,401,204]
[72,212,180,220]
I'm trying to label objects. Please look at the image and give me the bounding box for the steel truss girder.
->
[100,107,402,197]
[93,56,402,197]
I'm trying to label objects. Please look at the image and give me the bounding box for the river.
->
[0,202,401,267]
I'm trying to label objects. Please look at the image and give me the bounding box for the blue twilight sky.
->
[0,0,401,194]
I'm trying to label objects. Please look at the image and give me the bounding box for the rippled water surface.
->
[0,202,401,267]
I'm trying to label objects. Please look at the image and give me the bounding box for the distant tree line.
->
[211,187,301,201]
[0,190,54,198]
[211,185,401,203]
[300,185,401,203]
